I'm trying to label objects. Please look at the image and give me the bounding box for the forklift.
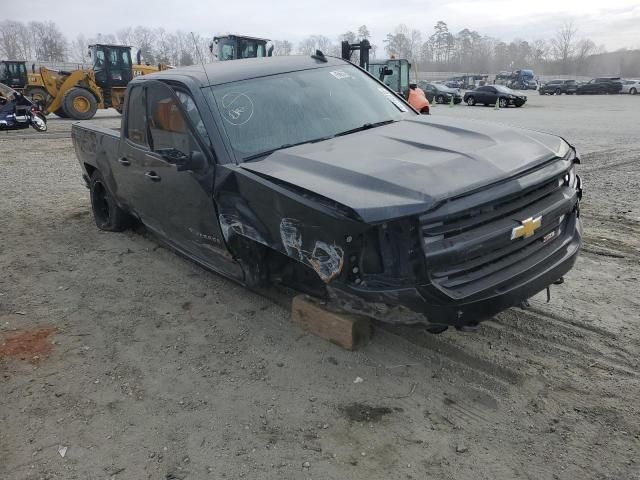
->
[0,60,28,90]
[210,35,274,60]
[340,40,411,100]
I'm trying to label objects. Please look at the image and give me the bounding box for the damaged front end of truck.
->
[214,122,583,331]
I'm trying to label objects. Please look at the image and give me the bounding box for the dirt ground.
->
[1,93,639,480]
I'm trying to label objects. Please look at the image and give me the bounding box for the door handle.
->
[118,157,130,166]
[145,171,161,182]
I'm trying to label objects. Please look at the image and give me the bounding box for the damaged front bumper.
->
[325,162,583,328]
[329,213,582,328]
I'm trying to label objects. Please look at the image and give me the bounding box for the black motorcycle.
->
[0,82,47,132]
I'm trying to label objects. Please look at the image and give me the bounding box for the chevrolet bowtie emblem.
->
[511,216,542,240]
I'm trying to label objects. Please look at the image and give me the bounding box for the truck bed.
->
[72,122,121,185]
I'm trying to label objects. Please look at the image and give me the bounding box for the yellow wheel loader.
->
[25,44,167,120]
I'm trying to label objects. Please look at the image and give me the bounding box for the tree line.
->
[1,19,638,77]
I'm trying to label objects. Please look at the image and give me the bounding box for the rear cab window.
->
[125,85,148,147]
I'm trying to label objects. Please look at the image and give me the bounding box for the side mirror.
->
[382,67,393,76]
[176,151,206,172]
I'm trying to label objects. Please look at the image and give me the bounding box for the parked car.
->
[463,85,527,107]
[417,81,462,104]
[72,55,582,331]
[539,79,577,95]
[621,79,640,95]
[576,77,623,94]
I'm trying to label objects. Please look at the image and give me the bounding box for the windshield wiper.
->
[242,120,398,161]
[243,136,332,161]
[333,119,397,138]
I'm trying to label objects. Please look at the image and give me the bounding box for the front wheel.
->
[631,88,637,95]
[90,170,131,232]
[555,88,561,95]
[62,87,98,120]
[436,94,445,104]
[30,113,47,132]
[499,97,508,108]
[466,96,476,106]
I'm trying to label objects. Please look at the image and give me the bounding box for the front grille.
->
[419,166,578,299]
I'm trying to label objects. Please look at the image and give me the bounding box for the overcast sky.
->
[4,0,640,51]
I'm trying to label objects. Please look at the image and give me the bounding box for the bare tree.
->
[273,40,294,56]
[551,21,577,72]
[116,28,133,46]
[0,21,26,59]
[357,25,370,40]
[384,24,411,59]
[297,35,333,55]
[69,34,88,63]
[29,21,67,61]
[530,39,549,65]
[575,38,596,74]
[131,26,156,64]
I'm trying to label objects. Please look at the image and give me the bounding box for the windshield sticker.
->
[329,70,351,80]
[221,92,254,126]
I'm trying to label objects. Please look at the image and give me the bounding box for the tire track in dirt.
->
[490,309,639,377]
[383,325,524,387]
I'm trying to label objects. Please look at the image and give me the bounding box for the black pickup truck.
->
[72,55,583,331]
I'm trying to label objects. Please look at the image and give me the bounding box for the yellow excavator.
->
[24,44,168,120]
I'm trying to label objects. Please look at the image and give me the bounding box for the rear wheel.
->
[62,87,98,120]
[555,88,561,95]
[89,170,131,232]
[436,94,445,104]
[466,96,476,106]
[53,108,69,118]
[631,88,637,95]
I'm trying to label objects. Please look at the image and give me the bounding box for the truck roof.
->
[133,55,348,87]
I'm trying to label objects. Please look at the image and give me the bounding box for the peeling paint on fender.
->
[219,213,267,245]
[280,218,344,283]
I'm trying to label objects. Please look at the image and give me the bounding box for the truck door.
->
[140,80,233,270]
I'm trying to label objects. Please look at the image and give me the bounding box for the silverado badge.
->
[511,216,542,240]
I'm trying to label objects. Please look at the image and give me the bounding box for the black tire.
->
[436,94,445,104]
[89,170,131,232]
[555,88,561,95]
[53,108,69,118]
[466,96,475,106]
[499,97,508,108]
[62,87,98,120]
[631,88,637,95]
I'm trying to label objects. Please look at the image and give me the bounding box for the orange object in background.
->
[408,86,430,114]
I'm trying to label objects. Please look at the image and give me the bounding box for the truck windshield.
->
[208,64,414,161]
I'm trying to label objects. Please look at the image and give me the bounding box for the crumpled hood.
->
[240,116,568,223]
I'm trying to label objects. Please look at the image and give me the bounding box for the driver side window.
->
[146,83,205,161]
